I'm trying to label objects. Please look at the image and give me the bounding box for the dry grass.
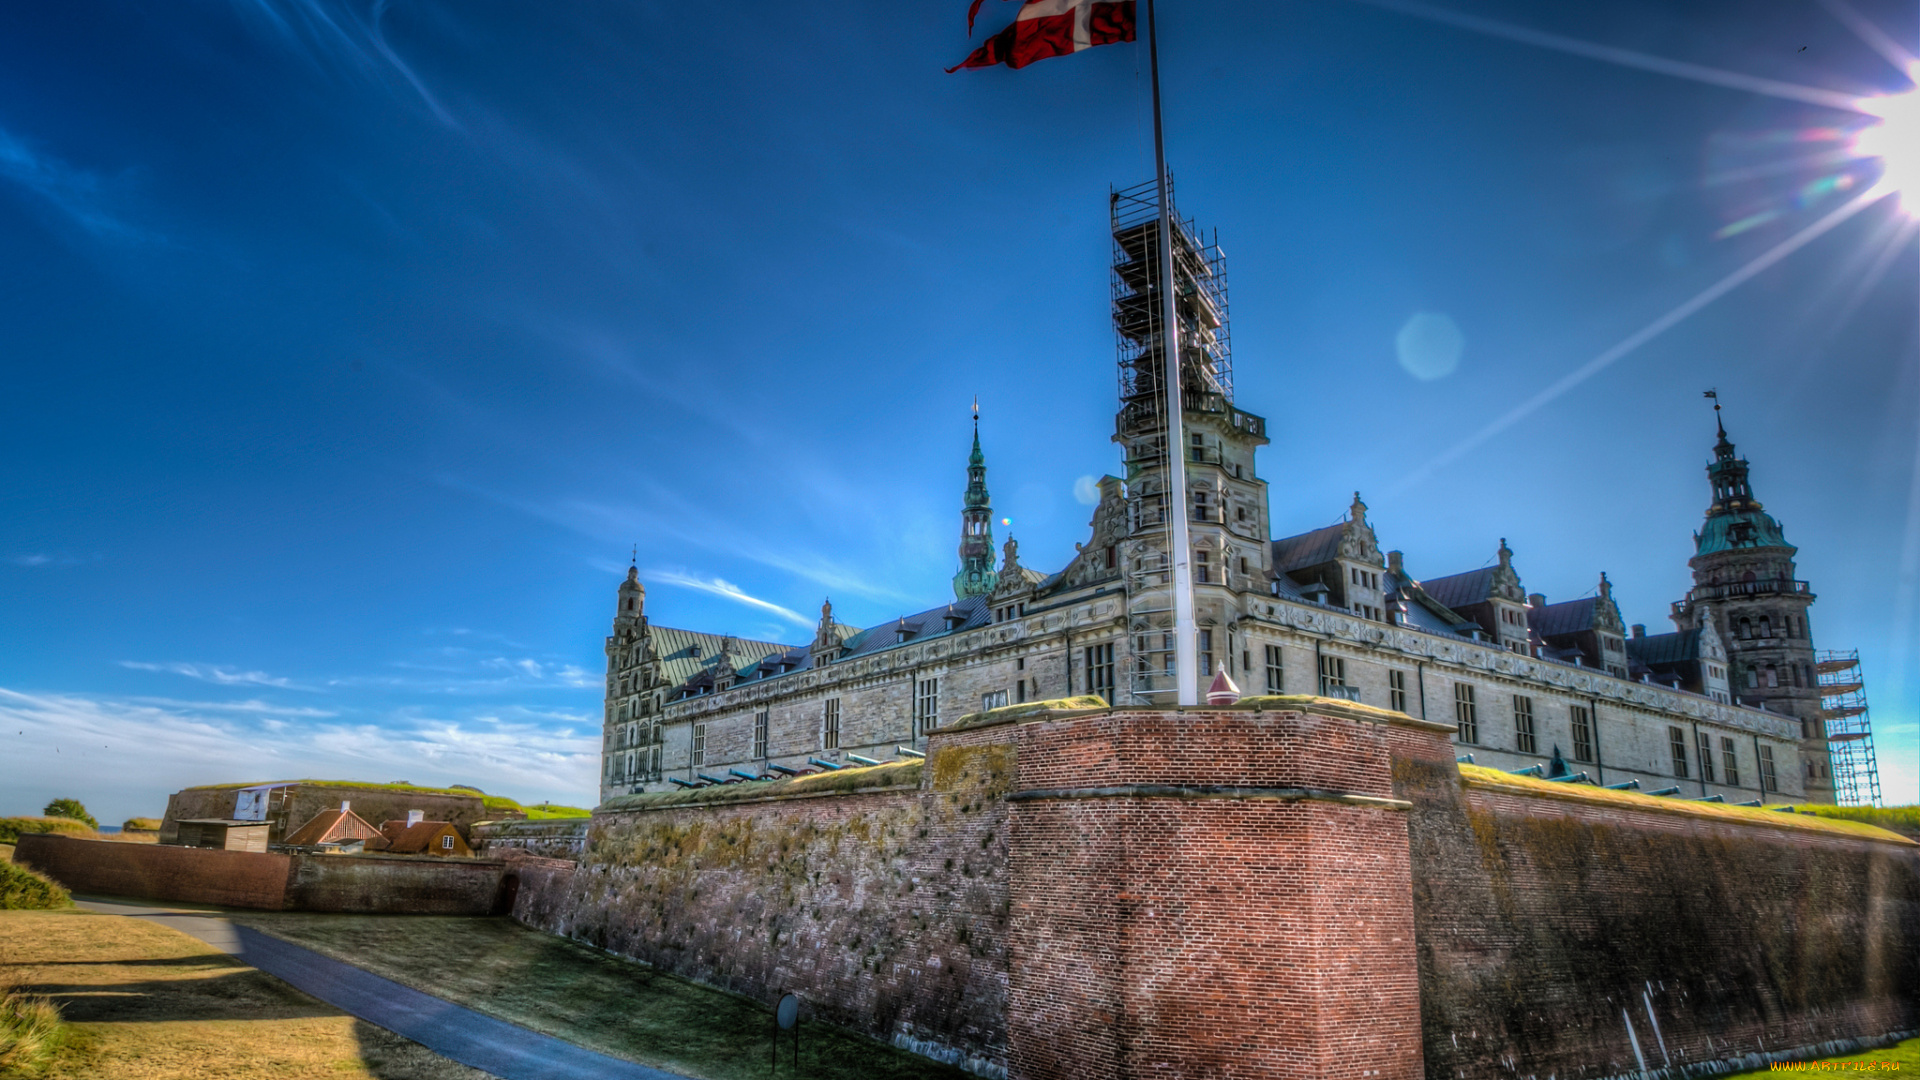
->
[601,758,923,812]
[1457,764,1916,844]
[232,913,969,1080]
[0,910,495,1079]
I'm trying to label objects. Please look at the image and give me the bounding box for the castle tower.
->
[1670,407,1830,800]
[953,407,999,600]
[1108,180,1271,700]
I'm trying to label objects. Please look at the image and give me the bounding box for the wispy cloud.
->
[0,127,144,239]
[0,686,599,824]
[647,569,813,629]
[226,0,458,127]
[119,661,302,689]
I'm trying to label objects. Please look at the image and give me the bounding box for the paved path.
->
[74,897,689,1080]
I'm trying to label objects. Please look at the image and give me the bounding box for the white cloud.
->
[0,686,599,826]
[0,127,145,239]
[120,661,301,689]
[647,569,813,629]
[1073,475,1102,505]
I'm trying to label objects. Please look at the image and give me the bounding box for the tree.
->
[42,798,96,830]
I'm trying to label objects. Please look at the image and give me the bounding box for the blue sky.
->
[2,0,1916,823]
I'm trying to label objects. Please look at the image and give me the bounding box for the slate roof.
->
[1530,598,1598,638]
[282,807,383,847]
[1627,629,1701,667]
[1385,572,1483,636]
[1418,567,1495,610]
[1270,523,1346,574]
[838,595,991,660]
[648,626,795,689]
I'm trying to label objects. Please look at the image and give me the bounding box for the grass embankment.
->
[1457,765,1916,844]
[0,909,494,1079]
[179,781,588,820]
[119,819,161,834]
[0,861,69,911]
[1721,1036,1920,1078]
[1798,804,1920,840]
[233,913,967,1080]
[0,820,90,846]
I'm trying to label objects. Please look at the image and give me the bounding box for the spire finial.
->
[1704,388,1725,438]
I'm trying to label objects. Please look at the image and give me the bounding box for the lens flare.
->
[1854,81,1920,212]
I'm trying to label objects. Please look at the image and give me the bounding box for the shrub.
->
[0,818,92,845]
[0,981,66,1075]
[120,818,162,833]
[0,861,69,910]
[40,800,95,830]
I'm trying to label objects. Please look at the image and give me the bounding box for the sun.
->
[1853,82,1920,212]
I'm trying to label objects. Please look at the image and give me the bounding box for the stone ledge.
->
[940,694,1454,736]
[1008,784,1412,810]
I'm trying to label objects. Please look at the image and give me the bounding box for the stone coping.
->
[598,759,924,813]
[1458,764,1916,846]
[939,694,1455,735]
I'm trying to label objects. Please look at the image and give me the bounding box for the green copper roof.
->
[1696,510,1790,555]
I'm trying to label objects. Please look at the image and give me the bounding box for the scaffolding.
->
[1111,176,1231,703]
[1816,650,1882,807]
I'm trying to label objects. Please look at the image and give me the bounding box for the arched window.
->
[1758,616,1772,638]
[1764,665,1779,688]
[1746,666,1758,688]
[1738,617,1752,640]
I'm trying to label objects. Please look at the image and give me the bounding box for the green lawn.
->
[1722,1037,1920,1079]
[231,913,971,1080]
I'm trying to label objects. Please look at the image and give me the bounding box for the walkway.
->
[74,897,689,1080]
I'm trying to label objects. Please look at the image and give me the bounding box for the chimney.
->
[406,809,425,827]
[1387,550,1405,577]
[339,801,350,813]
[1631,624,1646,639]
[1528,593,1546,609]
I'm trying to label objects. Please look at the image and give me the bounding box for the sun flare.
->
[1853,82,1920,211]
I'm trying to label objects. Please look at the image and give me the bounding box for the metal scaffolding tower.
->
[1816,650,1882,807]
[1110,175,1231,704]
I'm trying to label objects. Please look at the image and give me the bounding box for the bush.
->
[0,980,66,1075]
[40,800,95,830]
[0,861,69,910]
[0,818,92,845]
[120,818,162,833]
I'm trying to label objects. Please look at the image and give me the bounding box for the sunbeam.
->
[1817,0,1920,76]
[1388,185,1889,496]
[1346,0,1864,110]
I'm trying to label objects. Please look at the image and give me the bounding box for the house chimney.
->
[406,809,425,826]
[1387,550,1405,577]
[1631,624,1646,639]
[339,801,350,813]
[1528,593,1546,609]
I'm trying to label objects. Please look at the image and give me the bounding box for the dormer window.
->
[688,644,701,659]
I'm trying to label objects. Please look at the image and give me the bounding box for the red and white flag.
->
[948,0,1135,72]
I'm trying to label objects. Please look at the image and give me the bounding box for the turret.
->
[953,403,1000,599]
[615,565,645,626]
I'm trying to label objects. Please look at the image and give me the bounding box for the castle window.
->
[1106,545,1117,569]
[1389,669,1406,712]
[1453,684,1478,743]
[1193,490,1212,522]
[1738,618,1752,640]
[1513,696,1536,754]
[1720,737,1740,786]
[1570,706,1594,763]
[1764,664,1779,688]
[1746,665,1758,688]
[915,678,941,735]
[753,711,770,759]
[1320,655,1347,697]
[1668,726,1689,779]
[1196,631,1213,677]
[1758,744,1778,791]
[1236,506,1247,522]
[982,690,1008,711]
[1697,730,1715,783]
[692,723,706,767]
[1195,550,1211,584]
[1016,678,1027,703]
[1759,616,1772,638]
[823,698,840,750]
[1084,643,1115,700]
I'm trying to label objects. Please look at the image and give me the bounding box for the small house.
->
[281,802,388,853]
[171,819,272,852]
[379,811,473,857]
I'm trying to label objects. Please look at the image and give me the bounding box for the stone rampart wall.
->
[1403,760,1920,1080]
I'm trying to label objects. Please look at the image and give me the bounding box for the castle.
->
[598,185,1830,808]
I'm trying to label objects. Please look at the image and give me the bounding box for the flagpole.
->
[1145,0,1198,707]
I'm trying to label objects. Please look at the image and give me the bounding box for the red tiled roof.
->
[283,807,383,847]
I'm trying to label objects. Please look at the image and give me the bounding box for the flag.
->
[948,0,1135,72]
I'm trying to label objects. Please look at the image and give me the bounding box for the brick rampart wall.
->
[16,832,292,908]
[1402,757,1920,1080]
[14,834,510,914]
